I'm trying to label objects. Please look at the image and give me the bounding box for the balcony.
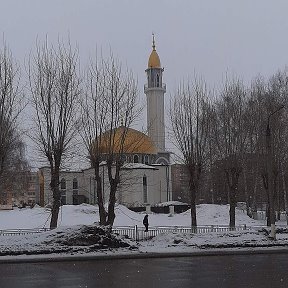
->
[144,83,166,93]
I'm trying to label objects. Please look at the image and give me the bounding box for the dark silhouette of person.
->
[143,214,149,232]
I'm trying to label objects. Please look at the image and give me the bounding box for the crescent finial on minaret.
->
[152,33,156,50]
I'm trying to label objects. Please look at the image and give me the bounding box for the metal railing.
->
[112,225,250,241]
[0,228,50,236]
[1,224,284,240]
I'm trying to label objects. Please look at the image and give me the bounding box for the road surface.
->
[1,254,288,288]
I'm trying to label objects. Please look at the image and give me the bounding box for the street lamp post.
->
[266,105,284,240]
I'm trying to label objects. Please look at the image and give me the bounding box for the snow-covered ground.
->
[0,203,276,229]
[0,204,287,259]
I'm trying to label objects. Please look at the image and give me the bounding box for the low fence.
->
[112,224,250,241]
[0,225,285,240]
[0,205,13,210]
[0,228,50,236]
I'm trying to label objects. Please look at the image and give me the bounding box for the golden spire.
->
[152,33,156,51]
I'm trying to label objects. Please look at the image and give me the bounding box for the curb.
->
[1,246,288,264]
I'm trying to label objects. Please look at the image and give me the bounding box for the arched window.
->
[156,74,160,87]
[134,155,139,163]
[73,178,78,190]
[60,178,66,205]
[144,155,149,165]
[143,175,148,203]
[60,178,66,190]
[121,155,127,163]
[156,157,169,165]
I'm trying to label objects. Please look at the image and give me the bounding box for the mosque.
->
[38,36,172,208]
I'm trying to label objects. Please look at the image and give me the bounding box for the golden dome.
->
[148,34,161,68]
[98,126,157,155]
[148,50,161,68]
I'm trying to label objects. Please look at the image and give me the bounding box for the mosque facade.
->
[39,37,172,208]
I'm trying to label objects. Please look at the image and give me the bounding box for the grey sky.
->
[2,0,288,165]
[2,0,288,88]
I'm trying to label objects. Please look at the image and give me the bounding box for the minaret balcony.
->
[144,83,166,93]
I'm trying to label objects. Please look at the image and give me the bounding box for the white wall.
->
[41,164,172,207]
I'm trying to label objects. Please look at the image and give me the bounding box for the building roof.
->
[122,163,158,170]
[98,126,157,155]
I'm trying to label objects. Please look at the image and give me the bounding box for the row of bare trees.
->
[0,40,139,229]
[170,72,288,232]
[27,41,139,229]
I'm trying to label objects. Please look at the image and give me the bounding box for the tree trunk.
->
[262,173,271,226]
[106,162,120,227]
[229,182,237,229]
[94,166,106,225]
[276,174,280,221]
[243,167,251,217]
[225,169,239,229]
[251,173,258,218]
[188,165,200,232]
[50,169,60,229]
[266,123,276,239]
[229,194,236,229]
[281,164,288,225]
[107,180,117,226]
[266,203,271,226]
[189,182,197,231]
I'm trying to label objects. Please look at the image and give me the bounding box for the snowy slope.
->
[0,203,278,229]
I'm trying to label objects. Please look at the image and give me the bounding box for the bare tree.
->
[170,78,211,228]
[261,71,287,237]
[239,71,288,237]
[249,73,288,230]
[0,43,26,201]
[80,54,139,226]
[240,77,266,217]
[80,56,107,225]
[213,78,250,228]
[29,40,80,229]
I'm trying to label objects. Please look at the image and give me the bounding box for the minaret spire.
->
[152,33,156,51]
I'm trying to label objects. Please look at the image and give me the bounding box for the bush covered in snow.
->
[50,225,131,249]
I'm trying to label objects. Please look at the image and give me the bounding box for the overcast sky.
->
[2,0,288,86]
[2,0,288,165]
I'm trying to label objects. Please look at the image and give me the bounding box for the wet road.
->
[1,254,288,288]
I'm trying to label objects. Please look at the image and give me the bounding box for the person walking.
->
[143,214,149,232]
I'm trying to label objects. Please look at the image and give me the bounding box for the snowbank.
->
[0,225,134,256]
[0,203,281,229]
[0,204,288,258]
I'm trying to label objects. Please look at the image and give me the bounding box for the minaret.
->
[144,35,166,152]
